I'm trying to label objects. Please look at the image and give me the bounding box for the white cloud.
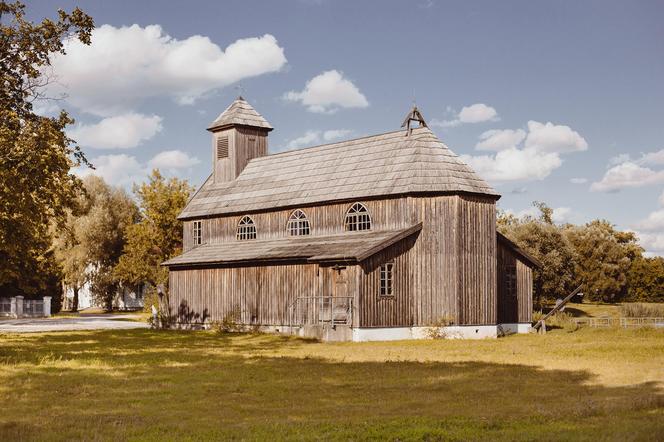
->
[635,231,664,256]
[633,209,664,232]
[659,190,664,206]
[148,150,200,171]
[283,70,368,113]
[476,129,526,151]
[431,103,498,128]
[462,121,587,182]
[75,154,144,187]
[506,206,573,224]
[552,207,573,224]
[462,147,562,182]
[591,162,664,192]
[283,129,352,150]
[459,103,498,123]
[570,177,588,184]
[76,150,200,186]
[68,113,162,149]
[47,25,287,116]
[323,129,352,141]
[524,121,588,153]
[640,149,664,166]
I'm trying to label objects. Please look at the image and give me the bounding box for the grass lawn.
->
[0,328,662,441]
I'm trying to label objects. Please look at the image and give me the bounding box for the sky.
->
[26,0,664,254]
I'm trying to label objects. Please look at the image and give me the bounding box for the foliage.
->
[52,176,138,311]
[425,316,455,339]
[114,170,193,290]
[620,303,664,318]
[626,256,664,302]
[498,204,576,306]
[210,306,244,333]
[499,202,655,306]
[0,2,93,297]
[564,220,641,302]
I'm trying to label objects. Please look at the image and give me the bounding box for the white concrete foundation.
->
[352,325,501,341]
[499,323,532,335]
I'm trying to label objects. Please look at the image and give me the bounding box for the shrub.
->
[621,303,664,318]
[425,316,455,339]
[211,306,243,334]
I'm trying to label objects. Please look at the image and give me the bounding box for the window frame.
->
[286,209,311,236]
[192,220,203,246]
[379,261,395,297]
[344,202,372,232]
[236,215,257,240]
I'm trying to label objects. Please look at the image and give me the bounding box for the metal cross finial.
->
[235,84,245,99]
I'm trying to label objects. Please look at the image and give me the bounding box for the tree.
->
[564,220,642,302]
[115,170,193,296]
[498,203,576,306]
[627,256,664,302]
[53,176,138,311]
[0,2,94,297]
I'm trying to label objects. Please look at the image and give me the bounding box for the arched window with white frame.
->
[236,215,257,240]
[344,203,371,231]
[287,209,310,236]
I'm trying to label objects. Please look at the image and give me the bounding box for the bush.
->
[425,316,455,339]
[620,303,664,318]
[211,306,243,334]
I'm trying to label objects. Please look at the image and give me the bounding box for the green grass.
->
[0,328,662,441]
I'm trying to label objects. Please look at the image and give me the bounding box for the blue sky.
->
[28,0,664,253]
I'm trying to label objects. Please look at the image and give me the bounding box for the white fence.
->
[0,296,51,318]
[573,317,664,328]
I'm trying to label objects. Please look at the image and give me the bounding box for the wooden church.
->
[162,97,539,340]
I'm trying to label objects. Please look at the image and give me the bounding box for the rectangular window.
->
[379,262,394,296]
[192,220,203,246]
[217,136,229,159]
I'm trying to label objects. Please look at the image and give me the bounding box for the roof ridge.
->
[264,127,433,160]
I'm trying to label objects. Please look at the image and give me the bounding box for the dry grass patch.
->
[0,328,661,441]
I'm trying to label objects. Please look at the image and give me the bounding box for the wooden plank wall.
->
[456,196,497,325]
[168,263,319,326]
[358,233,418,327]
[212,127,268,184]
[183,197,413,252]
[177,194,501,328]
[516,260,533,323]
[496,243,518,323]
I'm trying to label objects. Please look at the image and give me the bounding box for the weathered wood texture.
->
[457,196,497,325]
[212,127,268,183]
[173,194,500,328]
[497,240,533,323]
[169,263,319,326]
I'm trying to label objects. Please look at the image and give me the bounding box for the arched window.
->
[345,203,371,231]
[236,216,256,240]
[287,209,310,236]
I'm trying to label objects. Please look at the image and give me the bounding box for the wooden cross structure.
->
[401,105,428,135]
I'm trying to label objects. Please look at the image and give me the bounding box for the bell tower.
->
[207,96,273,183]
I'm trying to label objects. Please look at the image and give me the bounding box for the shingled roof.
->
[207,96,273,132]
[180,126,499,219]
[163,224,422,267]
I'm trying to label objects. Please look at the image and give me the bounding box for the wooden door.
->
[320,266,351,324]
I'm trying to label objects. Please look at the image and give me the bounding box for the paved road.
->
[0,314,149,333]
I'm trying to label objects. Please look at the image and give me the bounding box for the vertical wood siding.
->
[174,194,502,329]
[496,240,533,324]
[456,196,497,325]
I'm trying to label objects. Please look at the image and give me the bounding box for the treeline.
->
[52,172,192,310]
[499,202,664,305]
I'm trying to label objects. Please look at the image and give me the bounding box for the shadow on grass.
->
[0,330,662,441]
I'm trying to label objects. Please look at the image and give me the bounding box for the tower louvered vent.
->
[217,136,229,159]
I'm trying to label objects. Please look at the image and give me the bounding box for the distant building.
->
[163,97,539,340]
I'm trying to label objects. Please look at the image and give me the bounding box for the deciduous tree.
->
[0,2,93,297]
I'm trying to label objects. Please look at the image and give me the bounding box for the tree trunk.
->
[72,286,79,312]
